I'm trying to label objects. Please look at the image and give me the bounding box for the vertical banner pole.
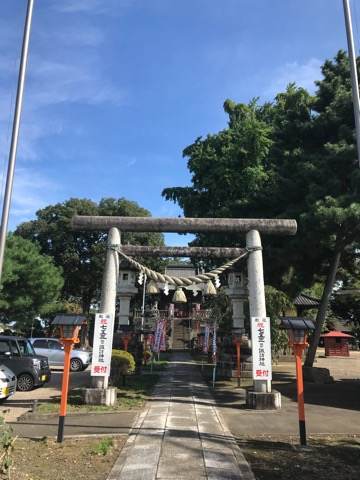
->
[212,363,216,389]
[212,322,217,389]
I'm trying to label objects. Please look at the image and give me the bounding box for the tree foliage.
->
[163,51,360,365]
[265,285,292,356]
[15,197,164,313]
[0,235,64,325]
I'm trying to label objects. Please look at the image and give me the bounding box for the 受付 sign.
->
[251,316,272,380]
[91,313,114,377]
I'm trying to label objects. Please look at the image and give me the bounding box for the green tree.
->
[163,51,360,367]
[265,285,292,357]
[15,197,164,313]
[0,235,64,327]
[330,263,360,326]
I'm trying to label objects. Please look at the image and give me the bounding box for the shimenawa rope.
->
[110,245,249,287]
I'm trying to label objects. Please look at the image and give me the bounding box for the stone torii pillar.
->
[86,227,119,405]
[246,229,281,409]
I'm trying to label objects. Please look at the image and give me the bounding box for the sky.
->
[0,0,357,245]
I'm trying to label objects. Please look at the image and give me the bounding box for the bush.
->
[110,350,135,385]
[143,350,152,363]
[0,415,16,475]
[91,437,113,456]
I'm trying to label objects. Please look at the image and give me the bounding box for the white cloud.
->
[45,26,105,47]
[0,6,126,166]
[8,167,59,223]
[0,3,129,226]
[27,57,125,109]
[264,58,322,99]
[0,54,17,75]
[52,0,133,15]
[126,158,137,167]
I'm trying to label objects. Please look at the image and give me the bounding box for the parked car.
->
[0,336,51,391]
[30,338,92,372]
[0,364,17,401]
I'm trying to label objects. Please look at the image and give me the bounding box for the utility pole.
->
[0,0,35,284]
[343,0,360,167]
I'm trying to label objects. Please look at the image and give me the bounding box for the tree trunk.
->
[304,248,342,367]
[82,294,92,315]
[80,322,90,348]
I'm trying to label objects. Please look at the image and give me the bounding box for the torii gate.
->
[72,215,297,408]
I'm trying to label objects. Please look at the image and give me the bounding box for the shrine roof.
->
[280,317,316,331]
[321,330,353,338]
[293,293,320,307]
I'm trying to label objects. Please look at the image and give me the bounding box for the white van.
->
[0,364,17,401]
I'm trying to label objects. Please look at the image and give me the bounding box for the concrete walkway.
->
[108,353,254,480]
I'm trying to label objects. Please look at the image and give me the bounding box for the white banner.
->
[153,319,164,353]
[160,320,166,351]
[212,324,217,356]
[91,313,114,377]
[203,325,210,353]
[251,316,272,380]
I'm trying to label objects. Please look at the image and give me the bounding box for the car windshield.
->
[17,339,36,357]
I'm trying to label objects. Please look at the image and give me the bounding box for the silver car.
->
[30,338,92,372]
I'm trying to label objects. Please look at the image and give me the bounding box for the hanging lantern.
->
[172,287,187,303]
[205,280,217,296]
[146,280,159,294]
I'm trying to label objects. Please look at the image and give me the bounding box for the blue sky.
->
[0,0,356,245]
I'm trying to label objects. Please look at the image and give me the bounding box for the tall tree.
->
[163,51,360,367]
[15,197,164,313]
[0,235,64,327]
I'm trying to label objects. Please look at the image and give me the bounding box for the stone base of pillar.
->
[246,390,281,410]
[82,387,117,406]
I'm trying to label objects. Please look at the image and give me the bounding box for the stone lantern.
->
[117,260,138,329]
[225,270,247,335]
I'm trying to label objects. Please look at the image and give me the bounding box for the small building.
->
[321,331,353,357]
[293,293,320,316]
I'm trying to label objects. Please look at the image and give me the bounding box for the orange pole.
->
[294,344,306,445]
[236,341,241,387]
[57,341,73,442]
[124,338,129,351]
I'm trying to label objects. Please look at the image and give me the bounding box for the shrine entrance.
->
[129,254,246,352]
[72,214,296,409]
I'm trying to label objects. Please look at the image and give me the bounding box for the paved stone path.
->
[108,353,254,480]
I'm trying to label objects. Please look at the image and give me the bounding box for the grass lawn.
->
[36,374,159,414]
[1,436,125,480]
[240,436,360,480]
